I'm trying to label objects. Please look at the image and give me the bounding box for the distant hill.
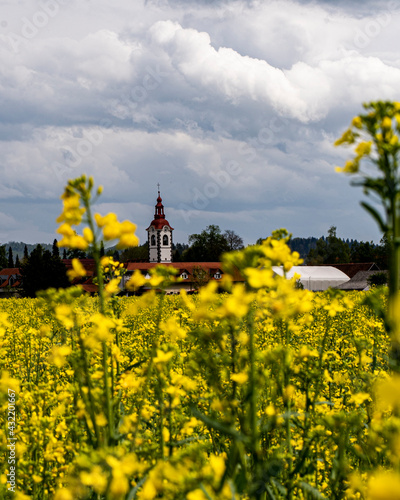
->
[1,241,53,260]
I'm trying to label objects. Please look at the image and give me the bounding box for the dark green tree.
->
[172,243,189,262]
[306,226,350,264]
[23,245,29,262]
[120,243,149,263]
[67,248,87,259]
[20,244,69,297]
[52,238,60,258]
[306,238,327,265]
[15,255,20,268]
[8,247,14,268]
[0,245,7,270]
[350,240,377,263]
[183,225,230,262]
[375,235,390,269]
[367,271,388,287]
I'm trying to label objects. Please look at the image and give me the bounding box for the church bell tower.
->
[146,187,173,263]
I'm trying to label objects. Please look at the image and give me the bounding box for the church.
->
[146,188,174,263]
[121,189,242,293]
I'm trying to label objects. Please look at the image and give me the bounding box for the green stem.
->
[132,294,164,445]
[77,334,101,447]
[82,190,114,444]
[388,186,400,371]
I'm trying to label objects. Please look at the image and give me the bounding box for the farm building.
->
[272,266,350,291]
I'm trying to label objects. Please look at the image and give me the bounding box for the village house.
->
[0,268,22,297]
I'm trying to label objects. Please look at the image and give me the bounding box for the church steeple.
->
[146,186,173,263]
[154,187,165,219]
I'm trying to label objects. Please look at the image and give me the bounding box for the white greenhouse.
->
[272,266,350,291]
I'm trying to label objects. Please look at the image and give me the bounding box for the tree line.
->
[301,226,388,269]
[0,225,388,297]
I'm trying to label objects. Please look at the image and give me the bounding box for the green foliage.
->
[350,240,377,263]
[20,244,70,297]
[0,244,7,269]
[287,237,318,259]
[336,100,400,370]
[52,238,60,258]
[306,226,350,264]
[66,248,87,259]
[120,242,149,262]
[183,225,230,262]
[367,272,388,287]
[8,246,14,268]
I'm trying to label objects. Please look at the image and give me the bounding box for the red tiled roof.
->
[146,218,173,230]
[126,262,244,282]
[329,262,380,279]
[0,268,22,288]
[126,262,223,271]
[0,268,21,276]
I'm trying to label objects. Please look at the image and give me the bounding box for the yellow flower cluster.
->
[56,175,139,252]
[335,101,400,174]
[94,213,139,249]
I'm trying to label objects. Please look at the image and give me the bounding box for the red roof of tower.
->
[146,190,174,231]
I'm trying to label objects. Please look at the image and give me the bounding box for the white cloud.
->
[0,0,397,246]
[150,19,400,123]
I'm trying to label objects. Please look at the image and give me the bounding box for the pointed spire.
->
[155,185,165,219]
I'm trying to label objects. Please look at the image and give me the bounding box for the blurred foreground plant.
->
[335,101,400,369]
[336,101,400,499]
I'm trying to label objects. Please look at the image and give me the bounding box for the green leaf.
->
[271,477,287,496]
[298,481,327,499]
[199,484,214,500]
[127,475,147,500]
[264,484,278,500]
[190,405,249,443]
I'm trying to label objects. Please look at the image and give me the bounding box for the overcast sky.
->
[0,0,399,247]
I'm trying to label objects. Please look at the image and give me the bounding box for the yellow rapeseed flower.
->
[230,372,248,384]
[349,392,371,406]
[368,471,400,499]
[355,141,372,157]
[67,258,87,281]
[48,345,72,368]
[187,489,208,500]
[55,304,75,329]
[0,371,20,393]
[375,375,400,412]
[153,349,174,366]
[105,278,121,296]
[381,116,393,130]
[80,465,108,493]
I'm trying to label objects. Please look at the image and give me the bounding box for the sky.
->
[1,0,399,247]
